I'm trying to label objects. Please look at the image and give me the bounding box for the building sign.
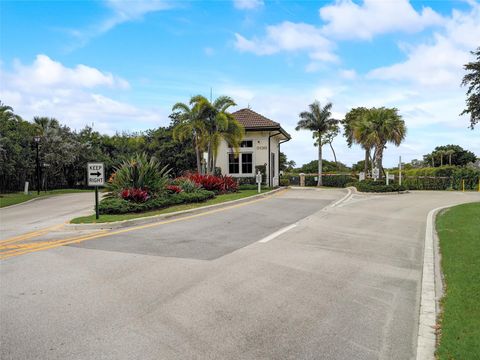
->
[256,145,267,150]
[87,162,105,187]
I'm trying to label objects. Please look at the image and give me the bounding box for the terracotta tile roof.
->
[231,108,280,129]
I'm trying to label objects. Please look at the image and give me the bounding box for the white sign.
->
[373,167,380,179]
[388,174,395,180]
[87,162,105,186]
[256,171,262,184]
[359,172,365,181]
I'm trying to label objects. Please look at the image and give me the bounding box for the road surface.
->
[0,192,95,240]
[1,188,479,360]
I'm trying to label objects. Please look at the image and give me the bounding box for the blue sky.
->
[1,0,479,167]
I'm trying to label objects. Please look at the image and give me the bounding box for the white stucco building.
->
[216,108,291,187]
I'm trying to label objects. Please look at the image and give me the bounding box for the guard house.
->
[216,108,291,187]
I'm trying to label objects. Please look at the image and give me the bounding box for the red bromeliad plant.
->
[120,188,150,202]
[166,185,182,193]
[184,173,238,193]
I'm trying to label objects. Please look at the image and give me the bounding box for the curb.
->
[416,205,451,360]
[65,187,285,230]
[350,187,409,195]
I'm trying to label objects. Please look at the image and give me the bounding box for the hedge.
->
[354,180,406,193]
[99,190,215,214]
[282,174,357,188]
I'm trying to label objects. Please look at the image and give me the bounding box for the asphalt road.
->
[0,192,95,240]
[1,189,479,360]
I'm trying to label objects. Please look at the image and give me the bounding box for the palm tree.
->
[444,149,455,166]
[296,101,338,186]
[172,101,207,174]
[342,107,371,175]
[354,107,406,178]
[190,95,243,174]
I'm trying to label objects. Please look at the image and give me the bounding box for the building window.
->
[229,154,239,174]
[240,140,253,148]
[242,153,253,174]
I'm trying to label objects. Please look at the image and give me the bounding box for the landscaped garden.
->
[70,153,271,223]
[435,202,480,359]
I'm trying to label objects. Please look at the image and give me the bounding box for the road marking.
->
[0,224,64,245]
[416,204,452,360]
[258,223,297,243]
[0,189,288,260]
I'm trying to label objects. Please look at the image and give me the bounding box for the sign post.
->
[256,171,262,193]
[87,162,105,220]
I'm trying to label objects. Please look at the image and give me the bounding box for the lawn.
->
[0,189,93,208]
[70,189,273,224]
[435,201,480,360]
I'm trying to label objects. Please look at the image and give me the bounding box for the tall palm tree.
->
[354,107,406,178]
[444,149,455,166]
[296,101,338,186]
[172,101,207,174]
[190,95,243,174]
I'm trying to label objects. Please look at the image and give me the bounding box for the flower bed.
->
[353,179,406,193]
[100,154,239,215]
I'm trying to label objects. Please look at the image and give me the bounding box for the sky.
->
[0,0,479,167]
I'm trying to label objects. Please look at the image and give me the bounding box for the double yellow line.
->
[0,189,286,260]
[0,224,63,246]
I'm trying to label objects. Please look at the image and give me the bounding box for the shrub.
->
[280,178,290,186]
[166,185,182,194]
[99,189,215,214]
[120,188,150,202]
[238,184,258,190]
[354,179,406,193]
[107,153,170,196]
[184,173,238,193]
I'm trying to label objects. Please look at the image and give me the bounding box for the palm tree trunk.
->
[317,143,323,187]
[364,148,369,175]
[206,142,212,174]
[329,141,337,165]
[449,153,452,166]
[375,146,384,179]
[194,135,201,174]
[440,154,443,166]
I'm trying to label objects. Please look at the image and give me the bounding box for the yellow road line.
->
[0,189,287,260]
[0,224,63,245]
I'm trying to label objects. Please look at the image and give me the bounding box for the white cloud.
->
[233,0,263,10]
[204,47,215,56]
[0,55,165,133]
[8,54,129,90]
[235,21,337,62]
[319,0,444,40]
[368,2,480,87]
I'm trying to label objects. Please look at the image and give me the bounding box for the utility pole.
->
[34,135,41,195]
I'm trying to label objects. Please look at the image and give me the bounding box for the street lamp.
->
[34,135,41,195]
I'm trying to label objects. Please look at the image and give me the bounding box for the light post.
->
[34,135,41,195]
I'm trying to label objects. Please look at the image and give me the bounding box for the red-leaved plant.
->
[120,188,150,202]
[184,173,238,194]
[166,185,182,193]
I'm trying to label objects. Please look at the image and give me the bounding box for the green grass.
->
[0,189,93,208]
[436,202,480,360]
[70,189,273,224]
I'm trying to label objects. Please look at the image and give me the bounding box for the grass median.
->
[435,201,480,360]
[70,189,273,224]
[0,189,93,208]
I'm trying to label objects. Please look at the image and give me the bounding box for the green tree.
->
[342,107,371,174]
[172,101,207,174]
[424,145,477,167]
[461,47,480,129]
[190,95,244,174]
[279,152,296,172]
[354,107,406,178]
[296,101,339,186]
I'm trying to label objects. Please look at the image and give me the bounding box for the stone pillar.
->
[299,173,305,187]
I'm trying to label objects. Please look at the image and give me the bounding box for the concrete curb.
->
[416,205,451,360]
[65,187,285,230]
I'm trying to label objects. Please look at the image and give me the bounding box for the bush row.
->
[99,190,215,214]
[353,180,406,193]
[281,174,357,188]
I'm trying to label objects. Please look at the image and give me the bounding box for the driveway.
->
[0,189,478,360]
